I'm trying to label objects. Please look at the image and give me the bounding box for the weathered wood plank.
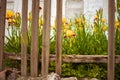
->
[56,0,62,75]
[0,0,6,71]
[31,0,39,77]
[4,53,120,63]
[21,0,28,76]
[108,0,115,80]
[41,0,51,79]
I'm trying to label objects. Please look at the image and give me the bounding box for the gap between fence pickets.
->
[4,52,120,63]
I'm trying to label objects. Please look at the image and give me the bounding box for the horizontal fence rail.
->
[4,52,120,63]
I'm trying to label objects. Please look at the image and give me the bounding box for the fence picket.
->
[41,0,51,79]
[31,0,39,77]
[0,0,6,71]
[108,0,115,80]
[21,0,28,76]
[56,0,62,75]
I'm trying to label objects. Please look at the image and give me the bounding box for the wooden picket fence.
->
[0,0,116,80]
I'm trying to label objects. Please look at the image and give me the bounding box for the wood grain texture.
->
[31,0,39,77]
[108,0,115,80]
[41,0,51,79]
[4,53,120,63]
[21,0,28,76]
[56,0,62,75]
[0,0,6,71]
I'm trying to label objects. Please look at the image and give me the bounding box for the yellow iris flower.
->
[75,18,81,24]
[94,15,99,20]
[6,10,14,19]
[66,30,75,37]
[102,26,107,32]
[115,20,120,29]
[62,18,67,23]
[102,18,106,23]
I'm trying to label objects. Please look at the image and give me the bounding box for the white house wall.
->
[84,0,108,22]
[6,0,108,22]
[65,0,84,18]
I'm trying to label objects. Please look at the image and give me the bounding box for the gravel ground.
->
[1,70,98,80]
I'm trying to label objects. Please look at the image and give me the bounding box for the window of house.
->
[7,0,14,11]
[65,0,84,18]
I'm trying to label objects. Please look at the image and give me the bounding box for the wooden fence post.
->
[31,0,39,77]
[0,0,6,71]
[108,0,115,80]
[21,0,28,76]
[41,0,51,79]
[56,0,62,75]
